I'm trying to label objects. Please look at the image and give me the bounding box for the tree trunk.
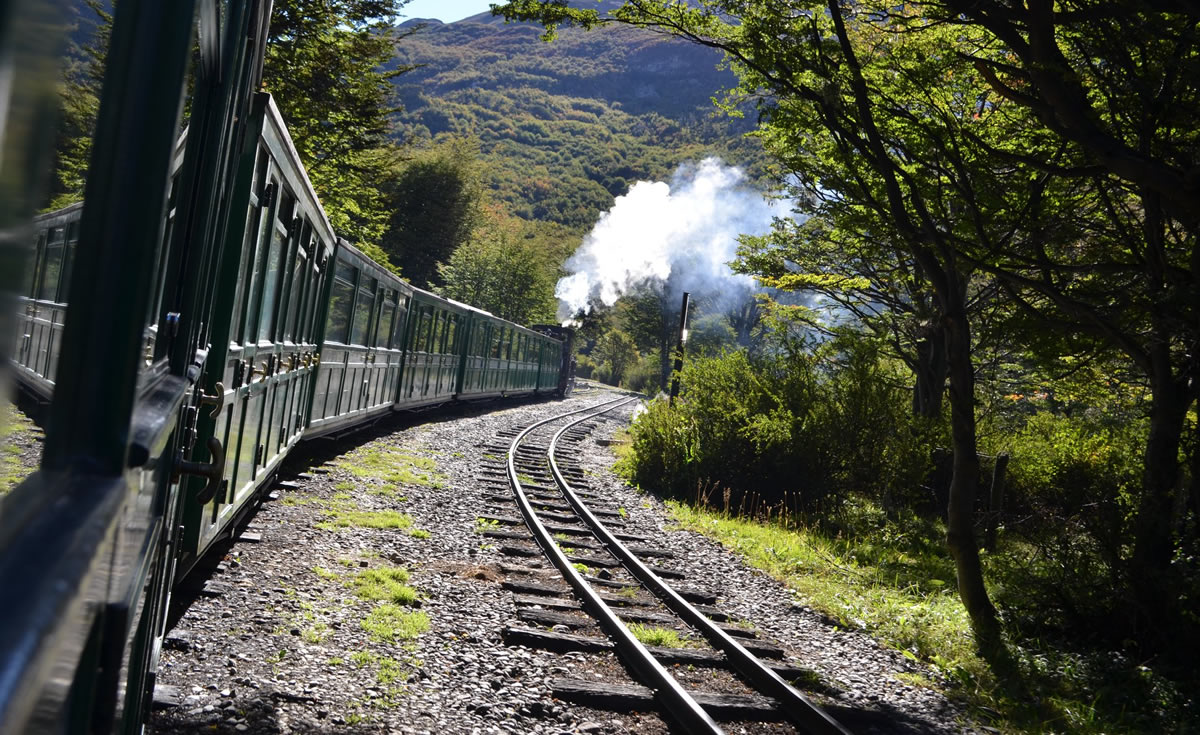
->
[1129,353,1191,632]
[912,325,947,418]
[942,305,999,646]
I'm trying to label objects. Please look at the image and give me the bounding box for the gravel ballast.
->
[148,387,978,734]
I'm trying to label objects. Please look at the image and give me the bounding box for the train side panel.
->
[180,94,337,570]
[306,241,411,437]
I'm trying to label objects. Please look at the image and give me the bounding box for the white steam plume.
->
[556,158,780,320]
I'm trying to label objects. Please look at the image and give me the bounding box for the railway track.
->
[477,397,852,734]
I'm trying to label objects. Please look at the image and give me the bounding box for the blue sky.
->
[400,0,497,23]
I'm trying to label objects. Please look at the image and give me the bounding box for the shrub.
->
[622,333,929,517]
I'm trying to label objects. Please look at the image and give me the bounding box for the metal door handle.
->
[176,437,226,504]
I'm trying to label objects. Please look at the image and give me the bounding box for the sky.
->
[399,0,497,23]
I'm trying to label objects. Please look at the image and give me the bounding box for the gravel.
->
[142,385,977,734]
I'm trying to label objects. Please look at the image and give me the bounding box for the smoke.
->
[555,158,781,321]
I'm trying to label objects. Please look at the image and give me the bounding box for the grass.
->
[334,445,446,489]
[312,566,339,581]
[316,508,427,536]
[361,604,430,643]
[1,402,38,496]
[628,623,689,648]
[666,499,1196,733]
[348,567,420,606]
[301,624,329,643]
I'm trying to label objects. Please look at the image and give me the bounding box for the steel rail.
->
[506,396,725,735]
[548,410,854,735]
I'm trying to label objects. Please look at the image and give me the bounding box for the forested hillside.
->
[389,10,765,229]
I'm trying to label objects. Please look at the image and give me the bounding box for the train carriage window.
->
[431,312,444,354]
[284,222,312,341]
[377,290,397,348]
[301,240,327,341]
[26,232,45,296]
[351,276,376,346]
[413,309,429,352]
[257,191,295,341]
[325,262,355,344]
[491,329,502,359]
[37,227,65,301]
[391,294,408,349]
[60,222,79,304]
[445,316,457,353]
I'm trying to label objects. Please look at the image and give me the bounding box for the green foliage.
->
[349,567,420,606]
[360,603,429,643]
[668,499,1198,733]
[627,623,689,648]
[624,332,930,514]
[391,16,767,229]
[592,329,638,386]
[47,1,110,210]
[381,137,486,287]
[264,0,414,248]
[621,353,661,395]
[436,207,559,323]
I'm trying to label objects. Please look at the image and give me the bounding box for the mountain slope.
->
[389,11,764,229]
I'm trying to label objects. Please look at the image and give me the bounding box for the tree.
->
[593,329,639,386]
[435,207,557,324]
[263,0,417,248]
[382,137,486,288]
[47,0,110,209]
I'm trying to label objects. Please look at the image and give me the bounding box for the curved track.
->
[503,397,852,735]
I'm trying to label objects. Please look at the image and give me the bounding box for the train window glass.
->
[26,232,45,296]
[351,277,376,346]
[37,227,65,301]
[60,222,79,304]
[378,290,396,349]
[243,195,273,341]
[301,239,326,340]
[413,309,428,352]
[325,262,355,344]
[445,316,457,353]
[391,295,408,349]
[491,329,501,358]
[429,312,442,354]
[286,250,306,342]
[257,222,285,341]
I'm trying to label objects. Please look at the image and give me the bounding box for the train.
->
[0,2,572,733]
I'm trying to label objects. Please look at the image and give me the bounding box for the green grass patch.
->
[312,566,339,581]
[301,624,329,643]
[361,604,429,643]
[667,500,1195,733]
[377,657,404,684]
[367,484,404,498]
[334,445,446,488]
[350,651,377,668]
[0,402,38,496]
[316,508,423,533]
[628,623,688,648]
[334,481,356,491]
[348,567,420,606]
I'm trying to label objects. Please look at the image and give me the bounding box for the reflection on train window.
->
[326,262,355,344]
[38,227,65,301]
[351,277,376,346]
